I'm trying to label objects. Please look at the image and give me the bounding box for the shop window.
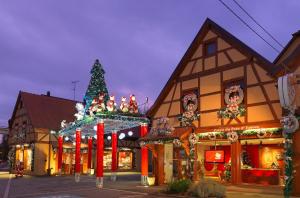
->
[118,151,133,170]
[204,41,217,56]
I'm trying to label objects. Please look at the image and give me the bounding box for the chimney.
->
[46,91,51,97]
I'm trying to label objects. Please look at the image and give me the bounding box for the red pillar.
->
[57,135,63,175]
[87,137,93,174]
[96,120,104,188]
[111,131,117,181]
[140,123,148,185]
[75,129,81,182]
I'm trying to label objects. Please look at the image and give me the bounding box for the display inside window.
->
[118,151,132,170]
[103,151,112,169]
[205,150,225,163]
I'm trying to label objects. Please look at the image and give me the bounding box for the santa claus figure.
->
[106,95,117,112]
[120,96,129,113]
[96,92,106,113]
[128,95,138,114]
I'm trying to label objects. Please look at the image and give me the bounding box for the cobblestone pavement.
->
[0,171,294,198]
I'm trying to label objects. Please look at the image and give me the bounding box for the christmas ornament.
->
[218,85,246,119]
[106,95,117,112]
[207,132,217,140]
[120,96,129,113]
[129,95,139,114]
[256,129,267,139]
[227,131,238,143]
[178,92,200,126]
[189,132,199,145]
[281,114,299,134]
[173,139,182,147]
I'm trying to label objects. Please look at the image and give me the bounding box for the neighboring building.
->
[146,18,300,196]
[8,91,143,175]
[0,127,9,161]
[8,91,77,175]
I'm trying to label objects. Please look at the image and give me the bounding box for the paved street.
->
[0,171,291,198]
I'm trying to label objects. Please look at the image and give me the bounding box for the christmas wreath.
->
[217,85,246,119]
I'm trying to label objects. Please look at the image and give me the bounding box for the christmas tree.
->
[83,59,109,111]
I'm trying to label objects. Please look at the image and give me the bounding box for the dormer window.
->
[204,41,217,56]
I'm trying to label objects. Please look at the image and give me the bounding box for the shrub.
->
[188,179,226,198]
[166,179,192,194]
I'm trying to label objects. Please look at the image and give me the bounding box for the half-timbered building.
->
[145,18,300,195]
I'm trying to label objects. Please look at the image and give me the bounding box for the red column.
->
[57,135,63,175]
[140,123,148,185]
[87,137,92,174]
[111,131,117,181]
[75,129,81,182]
[96,120,104,188]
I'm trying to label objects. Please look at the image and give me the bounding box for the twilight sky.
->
[0,0,299,126]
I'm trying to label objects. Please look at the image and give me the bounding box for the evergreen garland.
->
[283,132,293,197]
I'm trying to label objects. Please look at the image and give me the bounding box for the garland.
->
[283,133,293,197]
[139,138,181,147]
[197,128,282,140]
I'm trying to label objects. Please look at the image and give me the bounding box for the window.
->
[204,41,217,56]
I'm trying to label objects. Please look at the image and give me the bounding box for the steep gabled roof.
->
[10,91,77,131]
[274,30,300,64]
[147,18,276,117]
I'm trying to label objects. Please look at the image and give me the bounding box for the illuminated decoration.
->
[128,131,133,136]
[57,136,63,175]
[83,59,109,116]
[96,121,104,188]
[281,115,299,134]
[150,117,174,136]
[107,95,117,112]
[198,128,282,139]
[178,91,200,127]
[74,103,85,121]
[120,96,129,113]
[81,135,86,139]
[87,137,92,174]
[217,85,246,119]
[129,95,139,114]
[188,132,199,145]
[173,139,182,147]
[107,136,111,140]
[140,123,148,186]
[207,132,217,140]
[227,131,238,143]
[256,129,267,139]
[111,131,117,181]
[75,129,81,182]
[58,59,149,188]
[119,133,125,140]
[278,74,298,197]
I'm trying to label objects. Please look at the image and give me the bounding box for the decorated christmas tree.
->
[83,59,109,112]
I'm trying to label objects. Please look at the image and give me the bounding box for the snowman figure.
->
[128,95,138,114]
[74,103,85,120]
[106,95,117,112]
[96,92,106,113]
[120,96,129,113]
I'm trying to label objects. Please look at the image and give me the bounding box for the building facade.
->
[146,18,300,196]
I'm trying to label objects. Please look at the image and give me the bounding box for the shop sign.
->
[212,125,260,132]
